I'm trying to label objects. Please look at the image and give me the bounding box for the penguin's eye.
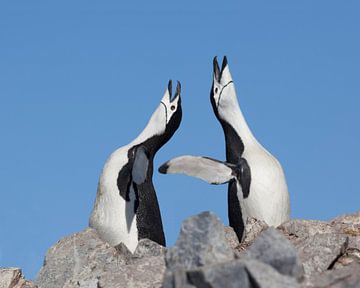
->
[170,105,176,111]
[215,87,218,94]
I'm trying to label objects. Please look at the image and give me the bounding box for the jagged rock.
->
[6,211,360,288]
[164,212,236,288]
[163,212,301,288]
[242,217,269,247]
[306,262,360,288]
[296,233,349,277]
[0,268,36,288]
[133,238,166,258]
[36,228,166,288]
[186,260,250,288]
[279,219,335,246]
[244,259,300,288]
[224,226,240,250]
[331,211,360,226]
[166,259,300,288]
[162,270,196,288]
[165,211,235,272]
[279,214,360,272]
[245,227,304,280]
[36,228,123,287]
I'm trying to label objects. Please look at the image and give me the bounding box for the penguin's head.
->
[210,56,237,118]
[142,80,182,151]
[160,80,182,127]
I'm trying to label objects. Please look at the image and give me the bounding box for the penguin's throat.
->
[218,106,257,148]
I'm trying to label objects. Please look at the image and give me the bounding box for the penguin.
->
[90,80,182,252]
[159,57,290,241]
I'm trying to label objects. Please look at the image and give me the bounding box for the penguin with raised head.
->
[159,57,290,241]
[90,80,182,252]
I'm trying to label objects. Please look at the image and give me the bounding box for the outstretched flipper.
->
[159,155,236,184]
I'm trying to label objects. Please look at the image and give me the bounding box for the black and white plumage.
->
[159,57,290,241]
[90,81,182,252]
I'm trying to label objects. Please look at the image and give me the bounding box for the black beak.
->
[167,80,173,99]
[213,56,229,82]
[221,56,228,73]
[175,81,181,99]
[213,56,221,82]
[168,80,181,102]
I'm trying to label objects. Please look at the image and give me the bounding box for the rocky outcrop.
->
[1,211,360,287]
[278,211,360,287]
[34,229,166,288]
[0,268,36,288]
[163,212,300,288]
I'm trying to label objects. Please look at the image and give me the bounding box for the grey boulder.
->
[245,227,304,280]
[165,259,300,288]
[35,228,166,288]
[296,233,349,277]
[307,262,360,288]
[186,260,250,288]
[165,211,235,272]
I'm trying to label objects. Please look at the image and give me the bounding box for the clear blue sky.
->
[1,1,359,279]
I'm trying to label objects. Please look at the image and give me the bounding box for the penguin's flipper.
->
[159,155,234,185]
[132,146,150,185]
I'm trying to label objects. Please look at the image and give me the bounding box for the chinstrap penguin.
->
[90,80,182,252]
[159,57,290,241]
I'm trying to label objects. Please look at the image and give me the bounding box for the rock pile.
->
[1,211,360,287]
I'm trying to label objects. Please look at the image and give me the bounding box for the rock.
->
[36,228,124,287]
[279,219,334,241]
[114,242,133,261]
[307,262,360,288]
[244,259,300,288]
[170,259,300,288]
[0,268,36,288]
[163,212,302,288]
[162,270,196,288]
[279,216,360,272]
[186,260,250,288]
[36,228,166,288]
[331,211,360,226]
[7,211,360,288]
[245,227,304,280]
[224,226,240,250]
[333,247,360,269]
[165,211,235,272]
[133,238,166,258]
[96,255,165,288]
[165,259,300,288]
[296,233,349,277]
[242,217,269,247]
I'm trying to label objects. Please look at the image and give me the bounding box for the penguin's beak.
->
[213,56,230,84]
[161,80,181,105]
[213,56,221,83]
[161,80,172,105]
[171,81,181,103]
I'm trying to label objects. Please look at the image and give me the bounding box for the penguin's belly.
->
[90,184,139,252]
[240,152,290,226]
[89,148,139,252]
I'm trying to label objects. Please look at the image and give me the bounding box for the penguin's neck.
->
[218,95,258,148]
[130,117,165,153]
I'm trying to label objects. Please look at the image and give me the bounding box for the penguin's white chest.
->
[89,148,139,252]
[240,149,290,226]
